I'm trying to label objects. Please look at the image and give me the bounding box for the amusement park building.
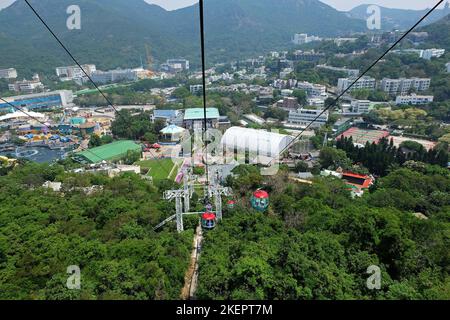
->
[0,90,74,112]
[73,140,142,164]
[221,127,294,158]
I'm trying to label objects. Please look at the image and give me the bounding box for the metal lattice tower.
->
[206,167,231,221]
[206,185,231,221]
[183,168,193,213]
[157,167,232,232]
[163,189,186,232]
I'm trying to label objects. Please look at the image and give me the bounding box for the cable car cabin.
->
[201,212,216,230]
[251,190,269,212]
[227,200,236,210]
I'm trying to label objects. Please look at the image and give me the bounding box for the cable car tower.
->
[156,168,194,233]
[154,167,231,233]
[205,167,231,221]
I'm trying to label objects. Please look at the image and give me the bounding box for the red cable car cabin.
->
[201,212,216,229]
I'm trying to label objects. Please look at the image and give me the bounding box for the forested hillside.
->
[197,165,450,300]
[0,159,448,299]
[0,162,192,299]
[420,13,450,50]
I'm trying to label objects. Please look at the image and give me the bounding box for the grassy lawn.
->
[168,160,182,181]
[136,158,176,181]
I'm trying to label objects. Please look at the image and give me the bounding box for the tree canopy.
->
[197,164,450,300]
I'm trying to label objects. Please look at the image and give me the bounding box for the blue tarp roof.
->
[154,109,179,119]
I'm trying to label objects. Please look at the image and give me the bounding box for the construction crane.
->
[144,44,155,77]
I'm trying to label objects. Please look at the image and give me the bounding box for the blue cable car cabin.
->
[251,190,269,212]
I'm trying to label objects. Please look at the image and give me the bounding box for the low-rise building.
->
[395,94,434,105]
[307,97,326,108]
[392,48,445,60]
[161,59,190,73]
[183,108,220,130]
[422,48,445,60]
[0,68,18,79]
[152,109,183,126]
[56,64,96,81]
[292,50,325,62]
[0,90,74,112]
[297,81,326,97]
[316,64,360,77]
[337,76,376,93]
[277,97,299,110]
[288,108,329,128]
[292,33,322,45]
[190,84,204,94]
[380,77,431,95]
[90,68,146,84]
[350,100,371,114]
[8,74,44,93]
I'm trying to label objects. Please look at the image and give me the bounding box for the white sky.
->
[0,0,446,11]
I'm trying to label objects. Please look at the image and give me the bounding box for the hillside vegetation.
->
[197,165,450,300]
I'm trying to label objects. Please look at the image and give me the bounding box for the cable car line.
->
[199,0,210,186]
[23,0,116,112]
[265,0,445,166]
[22,0,174,178]
[0,96,112,163]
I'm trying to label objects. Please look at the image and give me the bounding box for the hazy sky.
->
[0,0,446,11]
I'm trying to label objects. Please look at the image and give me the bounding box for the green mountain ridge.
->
[347,2,450,31]
[0,0,365,76]
[419,12,450,50]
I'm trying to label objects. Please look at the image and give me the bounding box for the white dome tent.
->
[220,127,294,164]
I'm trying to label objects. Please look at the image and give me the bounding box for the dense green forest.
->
[0,159,448,299]
[197,164,450,300]
[336,137,448,176]
[0,163,192,299]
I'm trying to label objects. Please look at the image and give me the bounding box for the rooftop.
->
[184,108,220,120]
[154,109,180,118]
[160,124,185,135]
[74,140,141,163]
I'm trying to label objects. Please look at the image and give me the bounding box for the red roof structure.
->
[342,172,373,189]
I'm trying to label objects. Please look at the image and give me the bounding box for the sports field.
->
[338,127,390,145]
